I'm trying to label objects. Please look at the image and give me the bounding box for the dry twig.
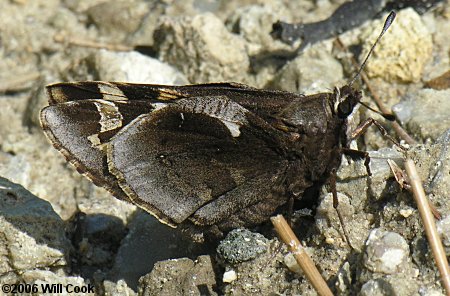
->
[271,215,333,296]
[404,159,450,294]
[388,159,441,219]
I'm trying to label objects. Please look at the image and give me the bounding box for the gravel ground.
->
[0,0,449,295]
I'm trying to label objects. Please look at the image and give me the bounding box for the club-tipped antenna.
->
[348,11,396,87]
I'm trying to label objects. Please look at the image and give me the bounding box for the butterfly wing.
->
[45,81,300,118]
[40,99,156,203]
[41,82,293,230]
[106,96,288,227]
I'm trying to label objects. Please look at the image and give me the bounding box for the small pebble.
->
[284,253,301,274]
[364,229,409,274]
[223,270,237,283]
[399,208,414,218]
[217,229,268,264]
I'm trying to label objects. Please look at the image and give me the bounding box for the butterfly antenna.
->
[348,11,396,87]
[358,100,396,121]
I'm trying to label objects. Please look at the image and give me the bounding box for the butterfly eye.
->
[337,99,353,118]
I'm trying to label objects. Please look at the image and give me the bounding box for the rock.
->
[0,177,71,278]
[77,186,137,226]
[315,147,404,249]
[70,184,136,279]
[93,50,189,84]
[225,4,292,56]
[408,130,450,214]
[367,148,405,177]
[103,279,136,296]
[361,8,432,82]
[316,192,358,246]
[359,277,419,296]
[138,255,218,296]
[110,210,208,290]
[154,13,250,83]
[357,230,422,295]
[127,2,167,46]
[86,1,151,40]
[217,229,269,264]
[393,89,450,141]
[417,288,446,296]
[220,238,306,295]
[268,44,344,94]
[335,262,352,295]
[366,148,405,201]
[363,229,410,274]
[71,212,126,273]
[21,270,96,295]
[284,253,303,274]
[437,216,450,253]
[0,0,64,55]
[222,269,237,283]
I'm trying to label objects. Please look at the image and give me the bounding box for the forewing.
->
[46,81,301,118]
[107,96,288,226]
[40,99,156,202]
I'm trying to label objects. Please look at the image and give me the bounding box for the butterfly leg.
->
[349,117,406,151]
[286,195,295,226]
[330,169,353,247]
[341,148,371,176]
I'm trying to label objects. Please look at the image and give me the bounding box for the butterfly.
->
[40,12,397,242]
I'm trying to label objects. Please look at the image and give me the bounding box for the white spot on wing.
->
[179,112,184,128]
[98,83,126,101]
[93,100,123,132]
[178,97,247,138]
[87,133,101,146]
[152,103,167,111]
[222,120,241,137]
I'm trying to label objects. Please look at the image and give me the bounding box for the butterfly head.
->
[334,85,362,119]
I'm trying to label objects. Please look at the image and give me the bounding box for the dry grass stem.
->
[271,215,333,296]
[404,159,450,294]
